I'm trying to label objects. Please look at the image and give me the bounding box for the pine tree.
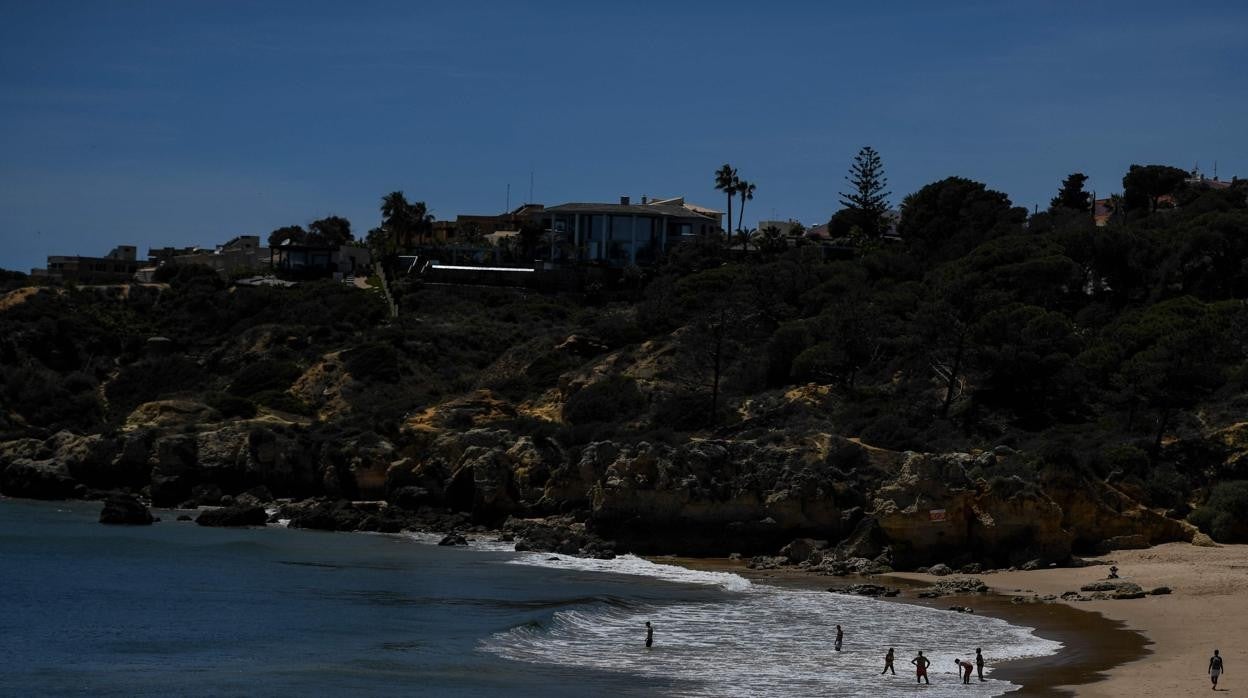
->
[1050,172,1091,212]
[839,146,891,238]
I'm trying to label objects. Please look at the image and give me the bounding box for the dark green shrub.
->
[563,375,646,425]
[650,391,709,431]
[229,360,303,397]
[106,355,206,416]
[206,392,258,419]
[0,364,104,431]
[1189,481,1248,542]
[859,414,920,451]
[155,263,225,289]
[1094,443,1149,479]
[1143,466,1190,510]
[826,441,869,472]
[343,342,401,383]
[251,390,314,416]
[765,322,813,386]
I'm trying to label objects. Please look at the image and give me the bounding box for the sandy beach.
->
[671,542,1248,695]
[888,542,1248,696]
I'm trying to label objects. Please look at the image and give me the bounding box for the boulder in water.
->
[99,494,154,525]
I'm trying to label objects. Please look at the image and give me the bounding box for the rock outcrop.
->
[99,494,154,525]
[0,402,1210,569]
[870,452,1071,568]
[196,505,269,527]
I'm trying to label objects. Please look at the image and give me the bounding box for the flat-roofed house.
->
[542,196,721,266]
[32,245,139,283]
[167,235,272,277]
[272,239,371,278]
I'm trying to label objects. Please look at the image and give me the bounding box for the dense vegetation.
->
[3,164,1248,541]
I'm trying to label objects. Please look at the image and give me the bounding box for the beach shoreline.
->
[666,541,1248,696]
[660,555,1152,696]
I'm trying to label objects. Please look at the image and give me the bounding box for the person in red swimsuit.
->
[911,651,931,684]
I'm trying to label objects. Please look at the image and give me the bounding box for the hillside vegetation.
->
[4,173,1248,565]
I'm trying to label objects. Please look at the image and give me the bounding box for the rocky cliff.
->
[0,390,1199,567]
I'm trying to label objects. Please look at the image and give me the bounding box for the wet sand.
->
[664,556,1150,696]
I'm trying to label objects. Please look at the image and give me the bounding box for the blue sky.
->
[2,1,1246,272]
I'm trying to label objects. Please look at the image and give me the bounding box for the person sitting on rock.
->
[1108,565,1119,579]
[881,647,896,675]
[912,651,931,684]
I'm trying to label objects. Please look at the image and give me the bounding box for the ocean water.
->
[1,499,1059,696]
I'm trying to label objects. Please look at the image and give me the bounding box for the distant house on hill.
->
[163,235,272,278]
[757,219,805,237]
[272,240,371,278]
[540,196,722,265]
[1093,198,1118,227]
[804,223,830,240]
[31,245,140,283]
[451,204,547,243]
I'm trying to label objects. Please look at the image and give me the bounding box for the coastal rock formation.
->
[832,583,899,597]
[916,577,990,598]
[99,494,154,525]
[588,439,848,555]
[195,505,269,527]
[869,452,1071,568]
[0,395,1209,568]
[0,432,113,499]
[1043,475,1195,550]
[124,400,220,431]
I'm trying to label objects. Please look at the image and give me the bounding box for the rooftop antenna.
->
[1214,160,1219,180]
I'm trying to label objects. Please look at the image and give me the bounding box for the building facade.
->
[540,197,721,266]
[31,245,140,283]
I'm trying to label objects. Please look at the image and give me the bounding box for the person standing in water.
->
[834,625,843,652]
[955,658,973,684]
[976,648,986,681]
[645,621,653,648]
[881,648,896,675]
[1210,649,1224,690]
[911,651,931,684]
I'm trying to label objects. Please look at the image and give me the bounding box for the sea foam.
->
[402,532,1061,696]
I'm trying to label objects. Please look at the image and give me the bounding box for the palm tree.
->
[735,180,756,250]
[379,191,435,250]
[381,191,411,229]
[734,227,756,253]
[714,164,739,239]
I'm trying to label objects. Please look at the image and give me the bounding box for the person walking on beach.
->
[912,651,931,684]
[881,648,896,675]
[644,621,653,648]
[955,658,973,684]
[975,647,986,681]
[834,624,843,652]
[1210,649,1224,690]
